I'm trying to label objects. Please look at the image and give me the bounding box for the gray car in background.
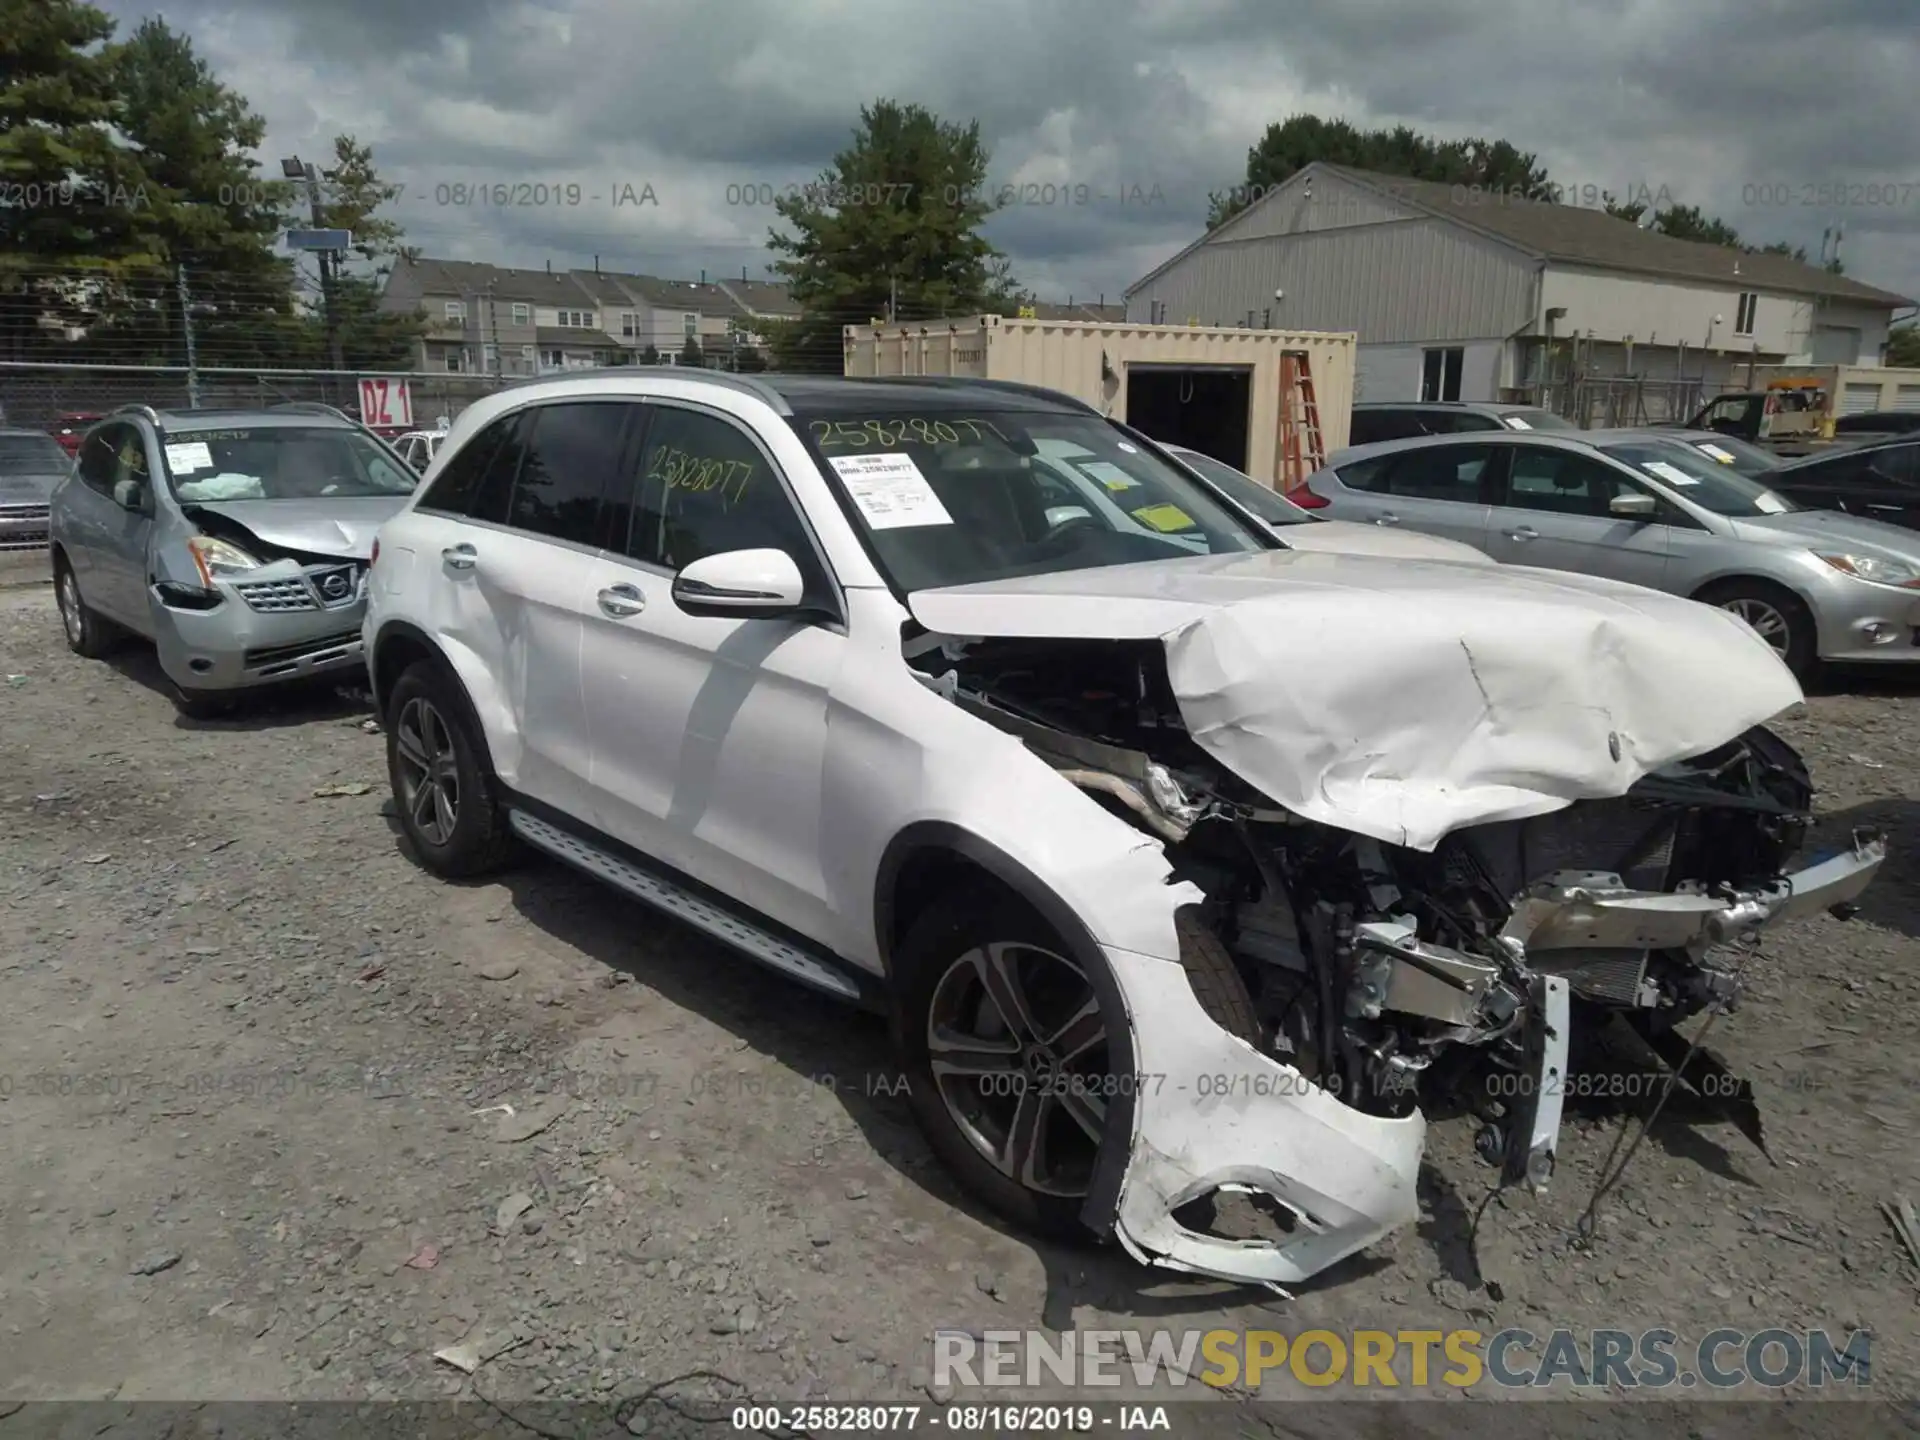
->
[48,404,419,716]
[1300,428,1920,677]
[0,428,72,550]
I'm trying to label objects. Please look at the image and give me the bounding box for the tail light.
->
[1285,482,1330,509]
[369,538,380,568]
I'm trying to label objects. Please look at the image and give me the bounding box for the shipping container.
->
[843,315,1358,488]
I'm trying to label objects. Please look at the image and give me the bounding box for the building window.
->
[552,309,595,329]
[445,347,467,373]
[621,311,637,338]
[1734,292,1758,337]
[483,343,499,372]
[684,312,699,337]
[444,300,466,322]
[543,349,565,367]
[520,344,536,361]
[1421,347,1464,403]
[511,303,530,325]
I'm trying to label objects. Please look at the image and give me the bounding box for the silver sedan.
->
[1293,428,1920,676]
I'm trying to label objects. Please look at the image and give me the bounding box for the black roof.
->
[1352,400,1541,414]
[1776,433,1920,468]
[760,375,1095,415]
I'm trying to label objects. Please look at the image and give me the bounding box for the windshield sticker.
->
[1081,461,1140,491]
[828,452,955,529]
[164,441,213,473]
[1131,501,1197,533]
[809,417,1007,449]
[1115,441,1139,453]
[1754,493,1790,514]
[1641,460,1700,486]
[647,445,754,511]
[1503,417,1534,430]
[1699,443,1737,463]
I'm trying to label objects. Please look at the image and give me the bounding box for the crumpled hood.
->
[908,550,1803,850]
[182,497,410,560]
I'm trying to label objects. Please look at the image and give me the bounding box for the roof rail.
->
[496,366,793,414]
[109,403,163,425]
[852,376,1100,415]
[269,402,353,420]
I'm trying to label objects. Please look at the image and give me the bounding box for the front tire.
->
[385,659,515,878]
[1699,579,1817,680]
[54,557,113,659]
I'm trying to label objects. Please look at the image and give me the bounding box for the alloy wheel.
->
[925,941,1112,1197]
[58,572,83,646]
[1720,597,1790,655]
[395,697,460,845]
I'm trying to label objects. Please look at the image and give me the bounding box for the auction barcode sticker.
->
[829,452,954,529]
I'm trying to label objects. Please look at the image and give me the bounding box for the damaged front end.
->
[906,629,1884,1284]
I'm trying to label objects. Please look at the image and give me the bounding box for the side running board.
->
[506,809,863,1003]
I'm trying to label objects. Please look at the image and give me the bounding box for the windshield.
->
[794,409,1268,592]
[1498,409,1578,432]
[0,435,71,470]
[1677,433,1780,477]
[1601,441,1797,517]
[1168,449,1312,525]
[158,425,418,501]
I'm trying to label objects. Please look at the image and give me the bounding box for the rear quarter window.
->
[1335,455,1391,492]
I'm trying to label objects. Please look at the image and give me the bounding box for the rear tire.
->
[54,556,113,659]
[1698,579,1817,680]
[385,659,515,878]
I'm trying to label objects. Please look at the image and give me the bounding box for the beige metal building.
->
[843,314,1357,487]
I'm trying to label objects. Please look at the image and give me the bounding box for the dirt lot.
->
[2,579,1917,1427]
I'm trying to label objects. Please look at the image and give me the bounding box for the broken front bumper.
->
[1501,828,1887,955]
[1095,943,1426,1289]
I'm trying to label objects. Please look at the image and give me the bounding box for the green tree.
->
[1645,203,1743,248]
[640,343,661,364]
[1206,114,1553,229]
[1888,323,1920,368]
[768,99,1013,371]
[733,343,769,372]
[303,134,424,368]
[94,17,297,366]
[677,336,705,368]
[0,0,161,358]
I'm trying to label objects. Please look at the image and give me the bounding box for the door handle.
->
[441,543,477,570]
[1505,526,1538,541]
[597,583,645,618]
[1374,512,1400,526]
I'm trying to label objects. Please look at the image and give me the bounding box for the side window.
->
[417,416,512,515]
[1334,454,1392,492]
[76,425,126,495]
[1350,410,1422,445]
[1380,443,1495,503]
[624,405,823,592]
[1778,453,1867,491]
[1504,448,1635,517]
[1440,413,1501,433]
[1866,443,1920,487]
[505,402,635,546]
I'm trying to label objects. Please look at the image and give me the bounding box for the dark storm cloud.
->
[94,0,1920,302]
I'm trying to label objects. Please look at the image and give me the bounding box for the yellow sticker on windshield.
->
[1131,502,1197,533]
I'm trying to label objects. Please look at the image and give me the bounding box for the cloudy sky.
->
[99,0,1920,308]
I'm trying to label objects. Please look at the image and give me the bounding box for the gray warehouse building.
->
[1125,163,1914,420]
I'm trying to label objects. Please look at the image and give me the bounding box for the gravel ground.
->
[2,581,1917,1426]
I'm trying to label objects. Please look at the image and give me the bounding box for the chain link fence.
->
[0,361,514,433]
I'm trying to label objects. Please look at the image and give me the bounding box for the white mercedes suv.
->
[362,370,1881,1290]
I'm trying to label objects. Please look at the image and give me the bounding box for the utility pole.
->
[177,265,202,408]
[889,274,897,322]
[283,154,344,376]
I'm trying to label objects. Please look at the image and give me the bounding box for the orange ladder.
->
[1277,353,1326,490]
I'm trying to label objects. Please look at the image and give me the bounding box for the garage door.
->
[1841,382,1883,415]
[1896,384,1920,408]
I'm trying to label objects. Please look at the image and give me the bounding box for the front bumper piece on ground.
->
[1500,828,1887,954]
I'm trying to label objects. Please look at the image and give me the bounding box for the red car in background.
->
[52,413,105,456]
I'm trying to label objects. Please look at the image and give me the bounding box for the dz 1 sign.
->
[358,377,414,430]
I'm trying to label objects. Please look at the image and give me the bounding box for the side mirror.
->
[1609,492,1657,518]
[112,478,146,512]
[671,548,808,619]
